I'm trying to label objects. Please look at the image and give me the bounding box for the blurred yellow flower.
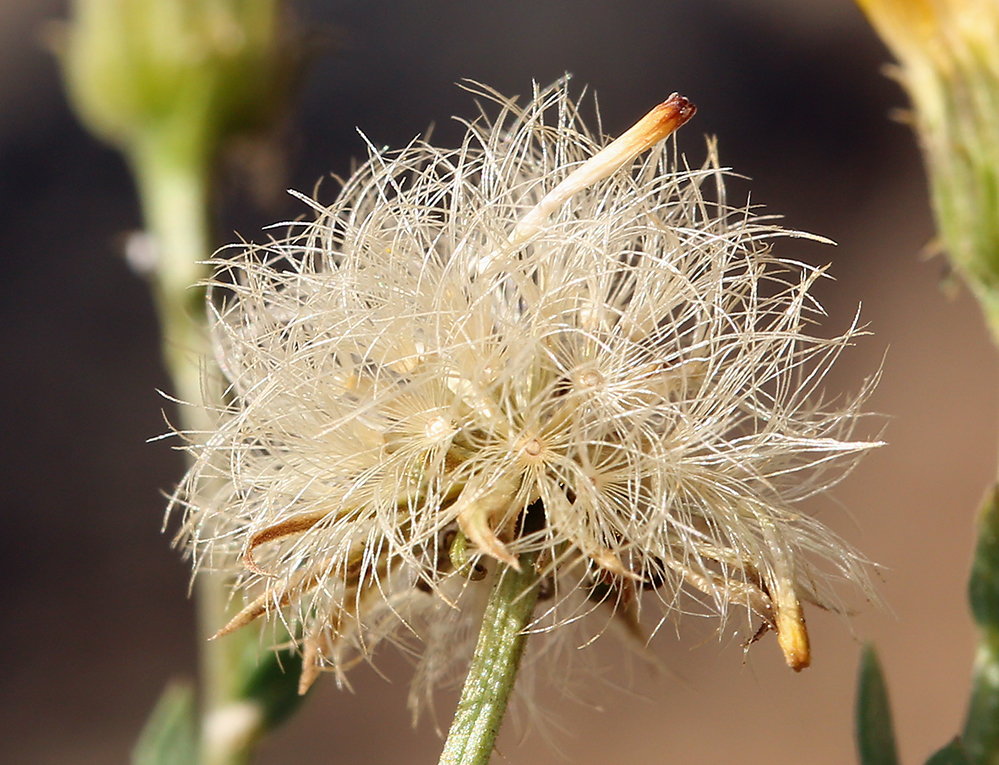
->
[858,0,999,338]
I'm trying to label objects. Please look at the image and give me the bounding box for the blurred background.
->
[2,1,995,763]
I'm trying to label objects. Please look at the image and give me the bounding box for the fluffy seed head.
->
[170,80,879,704]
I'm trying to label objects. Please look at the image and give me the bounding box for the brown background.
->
[1,1,994,763]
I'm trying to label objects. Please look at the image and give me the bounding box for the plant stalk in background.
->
[855,2,999,764]
[55,1,303,763]
[857,0,999,343]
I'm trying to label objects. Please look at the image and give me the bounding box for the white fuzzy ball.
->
[171,80,880,703]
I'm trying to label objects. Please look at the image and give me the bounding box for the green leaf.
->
[926,739,973,765]
[856,643,900,765]
[237,644,308,730]
[968,487,999,631]
[963,486,999,764]
[132,680,198,765]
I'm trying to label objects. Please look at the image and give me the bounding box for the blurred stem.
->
[981,295,999,354]
[962,486,999,765]
[132,136,258,765]
[438,554,540,765]
[131,135,212,419]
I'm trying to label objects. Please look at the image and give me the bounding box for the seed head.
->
[170,81,879,705]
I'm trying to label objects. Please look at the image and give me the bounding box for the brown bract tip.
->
[644,93,696,142]
[507,90,697,248]
[665,93,697,126]
[611,93,696,163]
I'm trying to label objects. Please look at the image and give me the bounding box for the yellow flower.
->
[857,0,998,70]
[858,0,999,338]
[171,82,879,708]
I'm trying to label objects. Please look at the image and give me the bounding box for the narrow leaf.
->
[963,486,999,764]
[132,680,198,765]
[926,738,972,765]
[856,643,900,765]
[237,644,308,730]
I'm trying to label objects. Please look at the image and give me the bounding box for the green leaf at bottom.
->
[856,643,900,765]
[926,738,973,765]
[132,680,198,765]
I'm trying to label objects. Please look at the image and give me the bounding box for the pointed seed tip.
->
[776,607,811,671]
[298,670,319,695]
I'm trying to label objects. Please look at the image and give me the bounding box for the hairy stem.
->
[438,554,541,765]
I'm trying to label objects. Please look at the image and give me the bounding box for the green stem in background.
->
[131,137,213,425]
[131,138,258,765]
[438,554,541,765]
[131,141,228,684]
[963,486,999,765]
[58,4,309,763]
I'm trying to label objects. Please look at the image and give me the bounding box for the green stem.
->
[438,555,541,765]
[131,137,260,765]
[131,137,212,408]
[963,487,999,765]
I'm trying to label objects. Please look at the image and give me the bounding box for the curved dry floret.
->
[170,80,880,706]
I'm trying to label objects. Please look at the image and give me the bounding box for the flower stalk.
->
[55,1,305,763]
[439,553,542,765]
[130,134,213,425]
